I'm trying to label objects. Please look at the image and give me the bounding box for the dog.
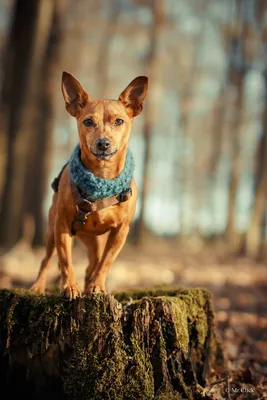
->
[30,72,148,298]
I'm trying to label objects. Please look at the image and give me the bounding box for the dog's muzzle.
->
[91,138,117,160]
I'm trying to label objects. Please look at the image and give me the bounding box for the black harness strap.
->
[51,162,69,192]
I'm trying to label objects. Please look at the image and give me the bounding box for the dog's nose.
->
[96,138,111,152]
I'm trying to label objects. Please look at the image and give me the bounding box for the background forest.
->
[1,0,267,254]
[0,0,267,397]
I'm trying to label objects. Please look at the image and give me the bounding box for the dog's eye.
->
[114,118,124,126]
[83,118,94,127]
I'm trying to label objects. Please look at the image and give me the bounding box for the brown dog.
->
[31,72,148,298]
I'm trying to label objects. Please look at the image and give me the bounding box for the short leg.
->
[55,218,81,299]
[30,228,55,293]
[85,223,130,294]
[78,232,109,293]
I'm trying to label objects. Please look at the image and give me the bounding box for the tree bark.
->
[0,287,224,400]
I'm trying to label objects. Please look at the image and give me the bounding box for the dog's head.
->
[61,72,148,162]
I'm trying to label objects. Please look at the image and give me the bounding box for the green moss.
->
[114,285,186,303]
[63,294,127,400]
[161,288,211,349]
[117,287,211,351]
[124,336,154,400]
[0,289,75,357]
[114,286,211,350]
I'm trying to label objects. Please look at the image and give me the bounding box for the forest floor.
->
[0,236,266,399]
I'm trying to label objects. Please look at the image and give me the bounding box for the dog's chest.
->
[81,204,127,234]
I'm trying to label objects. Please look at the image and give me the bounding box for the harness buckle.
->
[74,206,90,224]
[117,188,132,203]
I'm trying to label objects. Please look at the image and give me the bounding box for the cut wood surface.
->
[0,287,224,399]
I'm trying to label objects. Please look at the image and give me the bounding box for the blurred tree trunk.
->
[208,88,227,228]
[178,5,205,237]
[133,0,165,245]
[225,69,245,246]
[246,122,267,258]
[0,0,55,248]
[209,89,226,182]
[226,0,261,249]
[0,127,6,199]
[225,0,252,247]
[96,0,120,98]
[179,77,195,236]
[245,79,267,258]
[24,0,65,247]
[0,1,31,198]
[244,0,267,258]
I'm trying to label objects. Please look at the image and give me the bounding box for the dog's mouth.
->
[91,149,118,160]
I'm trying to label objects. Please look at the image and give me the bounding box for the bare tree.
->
[208,87,227,227]
[96,0,120,98]
[174,0,209,236]
[0,0,62,248]
[177,37,201,236]
[133,0,165,244]
[225,0,252,247]
[245,0,267,258]
[24,0,66,246]
[246,95,267,258]
[225,65,245,246]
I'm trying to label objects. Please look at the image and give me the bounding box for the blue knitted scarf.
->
[69,144,134,199]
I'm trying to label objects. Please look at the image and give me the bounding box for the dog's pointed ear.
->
[119,76,148,117]
[61,71,90,117]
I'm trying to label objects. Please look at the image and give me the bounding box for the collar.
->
[69,144,135,200]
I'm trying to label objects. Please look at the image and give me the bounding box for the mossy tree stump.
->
[0,287,224,399]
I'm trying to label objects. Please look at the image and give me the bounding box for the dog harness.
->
[51,148,133,235]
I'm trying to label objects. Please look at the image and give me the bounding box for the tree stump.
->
[0,287,224,399]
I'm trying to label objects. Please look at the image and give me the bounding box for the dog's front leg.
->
[85,223,130,295]
[55,217,81,299]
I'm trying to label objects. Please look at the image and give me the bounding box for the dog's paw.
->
[84,284,105,296]
[30,282,46,294]
[61,283,81,300]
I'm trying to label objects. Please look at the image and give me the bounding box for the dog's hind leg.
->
[30,199,57,294]
[30,228,56,294]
